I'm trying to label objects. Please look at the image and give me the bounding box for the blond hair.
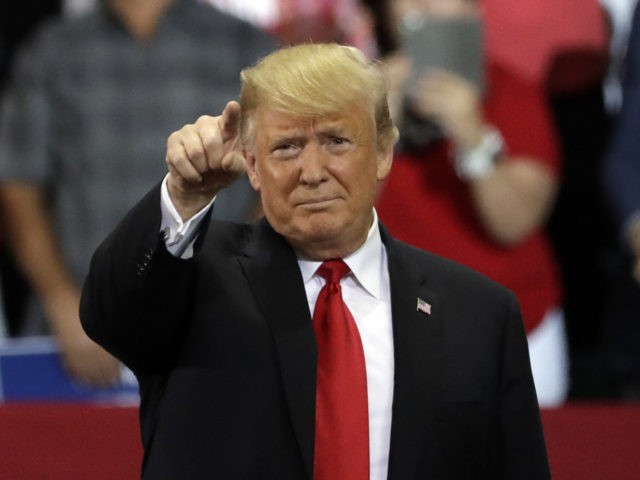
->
[239,43,398,151]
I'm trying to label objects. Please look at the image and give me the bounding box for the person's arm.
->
[160,174,215,258]
[81,101,247,372]
[0,30,119,385]
[465,158,557,246]
[409,68,558,246]
[0,182,120,386]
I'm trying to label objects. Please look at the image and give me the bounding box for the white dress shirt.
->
[160,178,394,480]
[297,214,394,480]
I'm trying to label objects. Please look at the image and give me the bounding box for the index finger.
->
[218,100,242,143]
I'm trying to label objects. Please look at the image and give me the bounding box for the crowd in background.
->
[0,0,639,403]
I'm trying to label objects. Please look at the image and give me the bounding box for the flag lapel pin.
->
[416,297,432,315]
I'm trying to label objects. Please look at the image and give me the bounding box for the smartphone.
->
[397,14,484,151]
[400,14,484,92]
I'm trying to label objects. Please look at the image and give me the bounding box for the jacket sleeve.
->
[498,293,551,479]
[80,182,200,375]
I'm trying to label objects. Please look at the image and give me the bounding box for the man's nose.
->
[299,143,329,186]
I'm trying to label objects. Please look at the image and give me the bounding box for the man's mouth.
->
[296,196,339,209]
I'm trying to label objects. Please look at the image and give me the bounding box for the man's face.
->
[245,103,393,260]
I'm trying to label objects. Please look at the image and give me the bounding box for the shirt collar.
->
[298,209,384,299]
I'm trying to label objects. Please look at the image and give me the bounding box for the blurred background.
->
[0,0,639,478]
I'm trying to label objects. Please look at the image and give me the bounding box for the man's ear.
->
[245,149,261,192]
[376,145,394,182]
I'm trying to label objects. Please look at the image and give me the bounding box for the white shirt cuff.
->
[160,174,216,258]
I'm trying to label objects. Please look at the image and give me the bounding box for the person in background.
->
[201,0,379,57]
[603,0,640,399]
[81,42,550,479]
[375,0,568,407]
[0,1,63,339]
[0,0,275,385]
[605,0,640,295]
[542,0,612,399]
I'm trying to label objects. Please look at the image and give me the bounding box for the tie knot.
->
[317,259,350,284]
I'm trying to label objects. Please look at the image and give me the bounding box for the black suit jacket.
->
[81,184,550,479]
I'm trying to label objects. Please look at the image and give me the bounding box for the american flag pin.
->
[416,297,432,315]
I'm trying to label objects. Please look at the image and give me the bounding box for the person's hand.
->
[47,287,121,387]
[409,68,485,151]
[165,100,247,220]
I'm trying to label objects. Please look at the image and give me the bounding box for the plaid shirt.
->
[0,0,274,287]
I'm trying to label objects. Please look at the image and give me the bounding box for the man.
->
[81,43,550,479]
[0,0,274,385]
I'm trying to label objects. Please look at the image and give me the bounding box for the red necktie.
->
[312,260,369,480]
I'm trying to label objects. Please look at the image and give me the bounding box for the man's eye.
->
[327,137,353,152]
[329,137,351,147]
[272,143,299,158]
[274,143,295,152]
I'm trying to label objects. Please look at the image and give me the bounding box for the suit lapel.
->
[237,222,316,479]
[382,226,443,480]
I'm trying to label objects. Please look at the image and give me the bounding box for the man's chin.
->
[281,223,340,250]
[282,218,370,259]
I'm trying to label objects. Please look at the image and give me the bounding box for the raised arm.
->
[407,68,557,246]
[80,102,249,373]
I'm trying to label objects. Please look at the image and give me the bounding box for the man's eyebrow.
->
[316,123,350,135]
[268,132,306,145]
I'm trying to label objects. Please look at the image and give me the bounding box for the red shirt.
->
[376,63,562,333]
